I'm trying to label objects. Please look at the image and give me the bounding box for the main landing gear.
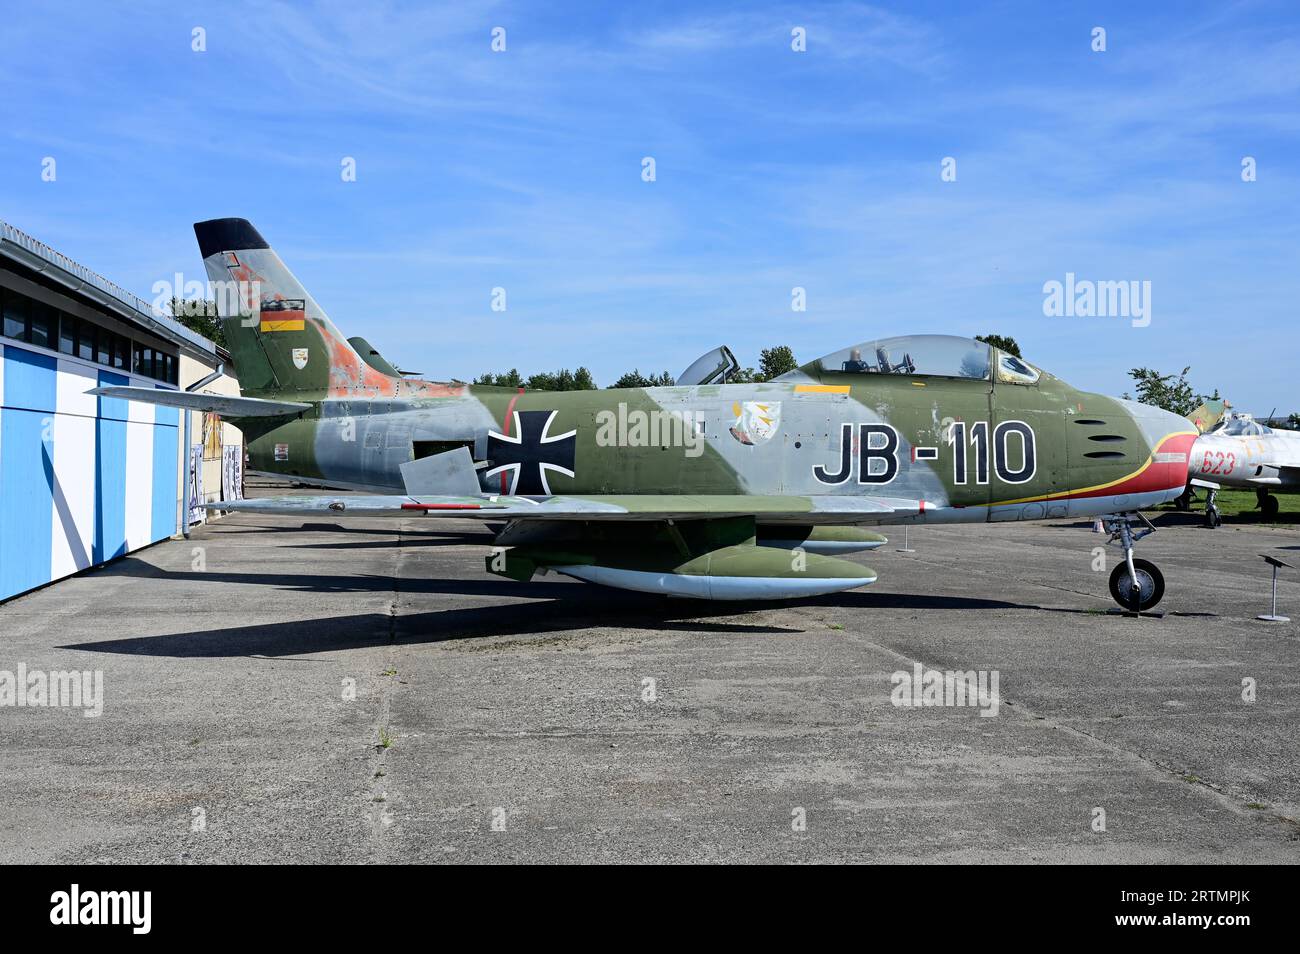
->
[1257,488,1280,520]
[1204,487,1222,528]
[1103,512,1166,613]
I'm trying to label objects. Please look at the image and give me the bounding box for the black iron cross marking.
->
[486,410,577,495]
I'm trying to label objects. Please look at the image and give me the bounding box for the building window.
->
[97,329,115,366]
[60,313,77,354]
[1,283,180,383]
[77,320,96,362]
[60,314,78,354]
[2,287,30,341]
[30,301,54,349]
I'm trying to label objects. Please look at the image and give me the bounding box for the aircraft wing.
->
[88,386,311,418]
[1245,463,1300,486]
[205,492,933,524]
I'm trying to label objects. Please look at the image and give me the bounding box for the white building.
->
[0,219,242,602]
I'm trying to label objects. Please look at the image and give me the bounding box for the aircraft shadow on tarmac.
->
[63,565,1033,658]
[103,557,1030,605]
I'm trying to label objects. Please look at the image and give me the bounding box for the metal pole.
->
[181,410,191,539]
[181,364,221,541]
[1257,558,1292,623]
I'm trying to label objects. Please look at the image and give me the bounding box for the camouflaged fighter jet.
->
[91,218,1199,610]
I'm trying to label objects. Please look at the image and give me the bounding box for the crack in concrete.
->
[363,524,408,859]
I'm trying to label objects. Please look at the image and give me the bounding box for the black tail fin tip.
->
[194,218,271,260]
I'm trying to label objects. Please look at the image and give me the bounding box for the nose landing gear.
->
[1102,512,1166,613]
[1204,487,1222,528]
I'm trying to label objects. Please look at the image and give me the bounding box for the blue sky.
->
[3,1,1298,411]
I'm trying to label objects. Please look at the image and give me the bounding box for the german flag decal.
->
[259,298,306,332]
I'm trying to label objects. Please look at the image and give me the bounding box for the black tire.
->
[1260,495,1279,520]
[1205,509,1221,528]
[1173,489,1192,512]
[1109,558,1165,612]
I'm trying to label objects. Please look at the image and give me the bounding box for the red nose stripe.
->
[1067,432,1197,501]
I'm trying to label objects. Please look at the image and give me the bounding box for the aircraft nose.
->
[1115,398,1199,495]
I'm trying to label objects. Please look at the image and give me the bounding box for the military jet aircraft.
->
[92,219,1197,610]
[1188,412,1300,525]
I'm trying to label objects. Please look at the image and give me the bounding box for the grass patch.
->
[1161,489,1300,526]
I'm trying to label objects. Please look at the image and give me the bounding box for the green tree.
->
[758,345,797,381]
[475,367,597,390]
[473,368,524,388]
[608,369,674,389]
[169,298,226,348]
[1124,366,1213,417]
[727,345,799,384]
[974,334,1020,357]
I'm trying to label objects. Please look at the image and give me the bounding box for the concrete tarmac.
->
[2,487,1298,863]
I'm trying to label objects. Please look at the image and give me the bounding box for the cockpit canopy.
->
[1211,413,1272,437]
[784,334,1040,385]
[817,335,988,378]
[676,345,739,386]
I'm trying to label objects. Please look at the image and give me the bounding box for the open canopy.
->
[676,345,739,386]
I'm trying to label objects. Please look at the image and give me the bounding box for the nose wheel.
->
[1101,512,1165,612]
[1108,558,1165,612]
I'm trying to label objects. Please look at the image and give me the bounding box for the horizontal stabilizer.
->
[88,386,311,418]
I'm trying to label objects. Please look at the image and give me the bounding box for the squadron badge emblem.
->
[729,401,781,446]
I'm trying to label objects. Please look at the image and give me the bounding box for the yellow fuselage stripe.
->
[794,384,851,394]
[983,429,1197,507]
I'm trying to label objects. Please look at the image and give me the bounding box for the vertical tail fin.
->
[1186,397,1230,434]
[193,218,396,398]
